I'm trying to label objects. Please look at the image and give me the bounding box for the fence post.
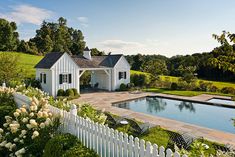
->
[70,104,77,116]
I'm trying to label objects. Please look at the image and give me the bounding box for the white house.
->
[34,47,130,96]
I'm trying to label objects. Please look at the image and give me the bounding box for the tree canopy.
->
[30,17,86,55]
[0,18,19,51]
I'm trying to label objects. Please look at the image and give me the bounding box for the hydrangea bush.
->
[0,96,59,157]
[15,85,50,100]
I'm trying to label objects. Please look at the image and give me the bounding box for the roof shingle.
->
[34,52,123,69]
[34,52,64,69]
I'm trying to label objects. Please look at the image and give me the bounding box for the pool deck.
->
[72,91,235,146]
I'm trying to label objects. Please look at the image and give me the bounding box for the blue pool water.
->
[113,97,235,134]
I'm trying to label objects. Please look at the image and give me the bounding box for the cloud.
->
[77,16,89,27]
[95,39,172,56]
[99,39,144,50]
[0,4,53,25]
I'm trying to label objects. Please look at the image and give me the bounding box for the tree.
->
[30,17,86,55]
[178,65,197,83]
[209,31,235,73]
[90,48,105,56]
[131,54,144,70]
[141,59,168,77]
[0,53,21,84]
[0,18,19,51]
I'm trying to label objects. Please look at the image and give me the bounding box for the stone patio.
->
[72,91,235,145]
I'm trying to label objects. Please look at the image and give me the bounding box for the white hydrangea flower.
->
[26,124,32,129]
[21,130,27,135]
[39,123,45,129]
[31,131,39,139]
[29,119,38,127]
[29,112,34,117]
[0,128,4,134]
[0,141,7,147]
[22,118,28,123]
[13,138,19,142]
[5,142,12,149]
[3,123,8,128]
[13,112,20,118]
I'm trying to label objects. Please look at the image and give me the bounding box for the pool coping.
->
[112,94,235,109]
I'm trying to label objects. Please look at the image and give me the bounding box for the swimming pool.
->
[113,96,235,134]
[207,98,235,106]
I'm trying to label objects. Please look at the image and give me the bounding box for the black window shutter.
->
[69,74,72,83]
[124,72,126,79]
[40,73,42,83]
[119,72,121,80]
[59,74,62,84]
[43,74,46,83]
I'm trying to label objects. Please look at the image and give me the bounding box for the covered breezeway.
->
[78,68,112,93]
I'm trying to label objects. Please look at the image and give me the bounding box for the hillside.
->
[1,52,235,89]
[0,52,43,78]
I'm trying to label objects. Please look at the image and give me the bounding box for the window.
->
[40,73,46,84]
[43,74,46,83]
[40,73,43,83]
[59,74,72,84]
[119,71,127,80]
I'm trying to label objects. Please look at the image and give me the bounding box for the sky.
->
[0,0,235,57]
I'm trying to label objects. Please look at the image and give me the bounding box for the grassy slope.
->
[0,52,43,78]
[131,70,235,97]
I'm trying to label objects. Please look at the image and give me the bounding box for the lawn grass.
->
[160,75,235,89]
[131,70,235,89]
[144,88,234,97]
[115,122,218,155]
[0,52,43,78]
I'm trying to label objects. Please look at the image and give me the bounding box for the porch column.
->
[104,69,112,91]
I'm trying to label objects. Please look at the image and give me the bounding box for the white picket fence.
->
[13,93,187,157]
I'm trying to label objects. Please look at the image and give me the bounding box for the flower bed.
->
[0,86,100,157]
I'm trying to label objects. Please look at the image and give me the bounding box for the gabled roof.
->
[34,52,123,69]
[34,52,64,69]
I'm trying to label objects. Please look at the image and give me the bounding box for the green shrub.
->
[57,89,65,96]
[24,78,42,89]
[198,81,212,92]
[71,88,79,96]
[209,85,218,92]
[43,133,79,157]
[221,87,235,94]
[43,133,98,157]
[65,89,74,97]
[0,92,16,126]
[78,104,107,124]
[63,144,99,157]
[131,74,148,87]
[170,82,178,90]
[119,83,127,91]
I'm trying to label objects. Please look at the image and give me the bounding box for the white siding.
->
[36,69,52,95]
[50,53,79,97]
[113,56,130,90]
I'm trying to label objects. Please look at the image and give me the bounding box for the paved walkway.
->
[72,92,235,145]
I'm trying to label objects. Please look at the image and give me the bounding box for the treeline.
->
[0,17,104,56]
[126,31,235,82]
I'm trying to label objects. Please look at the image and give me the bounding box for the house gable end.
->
[114,55,131,69]
[50,53,80,70]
